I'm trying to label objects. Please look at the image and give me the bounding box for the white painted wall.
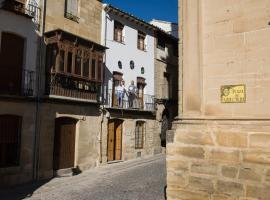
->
[102,7,155,96]
[0,8,38,72]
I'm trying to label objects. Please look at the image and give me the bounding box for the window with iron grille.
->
[135,121,145,149]
[65,0,79,22]
[0,115,22,168]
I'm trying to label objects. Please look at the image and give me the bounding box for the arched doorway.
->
[0,32,24,95]
[161,110,170,147]
[53,117,77,170]
[107,119,123,161]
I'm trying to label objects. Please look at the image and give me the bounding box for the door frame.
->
[107,119,123,162]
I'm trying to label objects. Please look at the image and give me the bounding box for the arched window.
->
[0,115,22,168]
[135,121,145,149]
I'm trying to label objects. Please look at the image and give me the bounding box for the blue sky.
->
[103,0,178,23]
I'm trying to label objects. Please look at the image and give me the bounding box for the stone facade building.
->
[152,22,178,147]
[167,0,270,199]
[37,0,106,180]
[0,0,40,186]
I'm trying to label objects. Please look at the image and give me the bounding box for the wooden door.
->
[115,121,122,160]
[0,32,24,95]
[107,121,115,161]
[53,118,77,170]
[107,119,122,161]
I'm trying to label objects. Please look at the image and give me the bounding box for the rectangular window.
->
[65,0,79,22]
[83,58,89,78]
[114,21,124,43]
[91,58,96,80]
[137,31,146,51]
[0,115,21,168]
[97,59,102,81]
[67,51,73,73]
[75,51,81,75]
[59,50,65,72]
[157,37,166,50]
[135,121,144,149]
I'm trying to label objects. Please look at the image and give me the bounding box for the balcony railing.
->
[0,68,35,97]
[46,72,101,102]
[2,0,40,28]
[103,89,155,111]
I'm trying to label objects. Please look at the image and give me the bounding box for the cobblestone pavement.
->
[0,154,166,200]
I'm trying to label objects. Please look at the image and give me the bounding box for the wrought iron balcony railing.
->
[46,72,101,102]
[0,68,35,97]
[103,89,156,111]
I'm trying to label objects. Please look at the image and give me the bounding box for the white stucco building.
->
[101,4,156,110]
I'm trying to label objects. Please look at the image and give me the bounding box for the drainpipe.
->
[99,9,109,164]
[33,0,46,182]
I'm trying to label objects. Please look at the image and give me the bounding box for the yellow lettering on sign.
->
[221,84,246,103]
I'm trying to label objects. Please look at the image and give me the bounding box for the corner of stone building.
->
[166,121,270,200]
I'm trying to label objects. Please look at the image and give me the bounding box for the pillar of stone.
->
[167,0,270,199]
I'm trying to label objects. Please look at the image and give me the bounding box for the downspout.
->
[33,0,46,182]
[100,9,109,164]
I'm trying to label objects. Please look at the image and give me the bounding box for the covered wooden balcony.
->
[44,29,106,102]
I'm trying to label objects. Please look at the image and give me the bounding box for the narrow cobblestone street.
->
[0,154,166,200]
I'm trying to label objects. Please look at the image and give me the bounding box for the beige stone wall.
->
[167,121,270,200]
[101,112,162,162]
[38,102,101,180]
[0,101,36,186]
[167,0,270,199]
[45,0,102,44]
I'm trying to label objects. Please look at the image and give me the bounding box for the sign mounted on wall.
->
[221,84,246,103]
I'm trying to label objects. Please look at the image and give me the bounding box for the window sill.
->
[64,13,80,23]
[114,39,125,45]
[137,48,147,52]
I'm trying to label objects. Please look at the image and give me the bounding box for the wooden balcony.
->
[46,72,101,102]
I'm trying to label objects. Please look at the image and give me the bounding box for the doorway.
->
[107,119,123,161]
[53,117,77,170]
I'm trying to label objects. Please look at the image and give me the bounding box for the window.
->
[130,60,135,70]
[75,50,82,75]
[65,0,79,22]
[91,58,96,80]
[157,37,166,50]
[83,58,89,78]
[59,50,65,72]
[135,121,145,149]
[97,58,103,81]
[114,21,124,43]
[0,115,22,168]
[137,31,146,51]
[67,51,73,73]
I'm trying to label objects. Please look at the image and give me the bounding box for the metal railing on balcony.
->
[22,69,35,96]
[103,89,155,111]
[46,72,101,102]
[2,0,40,29]
[26,1,41,29]
[0,68,35,97]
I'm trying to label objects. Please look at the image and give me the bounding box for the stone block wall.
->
[167,121,270,200]
[45,0,102,44]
